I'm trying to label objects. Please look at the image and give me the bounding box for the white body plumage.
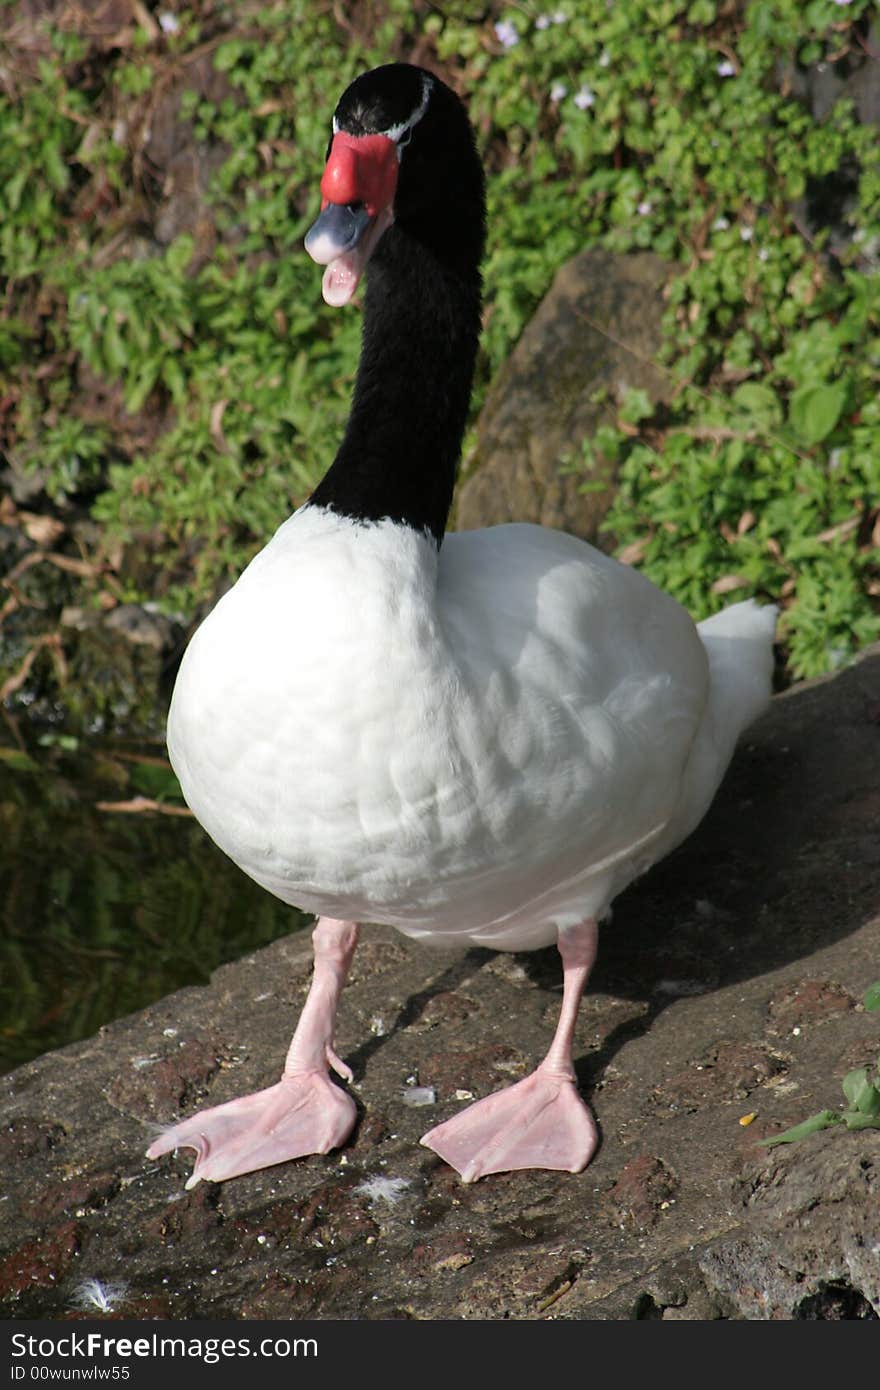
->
[168,503,775,951]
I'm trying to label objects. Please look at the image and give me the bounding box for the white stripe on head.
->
[380,74,433,143]
[331,73,433,145]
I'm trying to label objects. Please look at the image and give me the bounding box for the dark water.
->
[0,733,310,1074]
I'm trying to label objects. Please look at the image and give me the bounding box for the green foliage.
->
[2,0,878,674]
[593,311,880,675]
[76,243,360,602]
[19,414,111,503]
[760,1054,880,1147]
[0,61,83,282]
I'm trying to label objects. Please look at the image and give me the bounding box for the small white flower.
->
[758,247,769,261]
[494,18,519,48]
[599,50,611,68]
[550,81,568,102]
[637,200,652,216]
[553,8,568,21]
[716,59,736,77]
[536,14,551,29]
[740,225,754,242]
[574,84,595,110]
[712,216,730,230]
[158,11,180,33]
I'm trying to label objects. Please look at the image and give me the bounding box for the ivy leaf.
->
[759,1110,843,1147]
[788,382,847,445]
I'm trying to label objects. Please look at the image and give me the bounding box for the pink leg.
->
[147,917,359,1188]
[421,919,599,1182]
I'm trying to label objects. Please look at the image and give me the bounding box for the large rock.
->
[455,249,673,542]
[0,647,879,1319]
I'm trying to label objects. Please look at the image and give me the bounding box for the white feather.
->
[354,1175,411,1204]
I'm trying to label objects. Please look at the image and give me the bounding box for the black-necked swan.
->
[147,63,776,1187]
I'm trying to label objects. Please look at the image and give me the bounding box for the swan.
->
[147,63,776,1187]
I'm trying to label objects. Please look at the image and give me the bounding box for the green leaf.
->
[102,318,127,374]
[759,1110,843,1147]
[842,1067,868,1107]
[6,168,27,213]
[619,388,654,425]
[0,748,40,773]
[129,762,184,803]
[842,1068,880,1117]
[161,357,186,404]
[732,382,782,428]
[863,982,880,1012]
[165,235,194,278]
[788,382,847,446]
[126,358,162,414]
[842,1111,880,1131]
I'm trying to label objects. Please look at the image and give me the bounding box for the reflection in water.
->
[0,737,309,1074]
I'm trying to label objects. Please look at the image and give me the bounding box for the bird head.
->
[305,63,485,306]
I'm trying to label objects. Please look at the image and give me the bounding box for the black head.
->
[306,64,485,301]
[332,63,430,141]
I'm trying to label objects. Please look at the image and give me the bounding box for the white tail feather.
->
[697,599,778,749]
[656,599,777,859]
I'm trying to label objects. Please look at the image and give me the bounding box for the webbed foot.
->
[146,1069,356,1188]
[420,1063,597,1182]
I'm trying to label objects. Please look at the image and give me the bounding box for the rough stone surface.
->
[455,249,673,541]
[1,647,879,1320]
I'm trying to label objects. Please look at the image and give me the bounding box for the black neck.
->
[307,226,482,545]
